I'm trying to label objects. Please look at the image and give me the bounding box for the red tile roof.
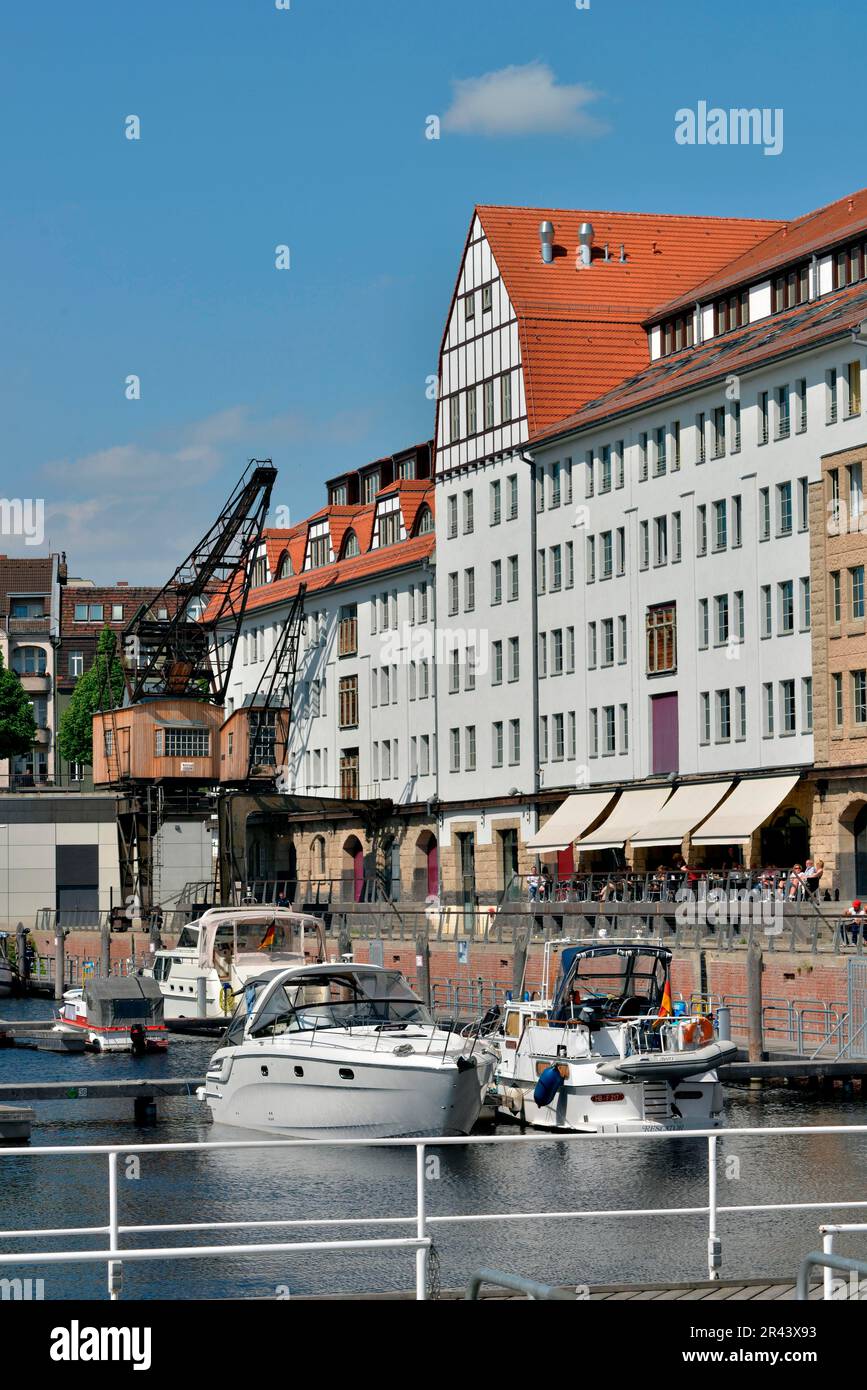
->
[651,185,867,320]
[470,205,783,431]
[530,279,867,445]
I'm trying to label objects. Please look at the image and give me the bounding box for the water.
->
[1,997,865,1300]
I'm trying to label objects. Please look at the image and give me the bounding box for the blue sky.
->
[0,0,862,581]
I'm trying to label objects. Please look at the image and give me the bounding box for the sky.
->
[0,0,863,582]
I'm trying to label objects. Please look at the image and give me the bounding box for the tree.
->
[0,649,37,761]
[57,625,126,768]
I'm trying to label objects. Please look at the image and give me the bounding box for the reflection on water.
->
[1,998,865,1299]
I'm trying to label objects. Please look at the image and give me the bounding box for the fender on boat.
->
[595,1039,738,1084]
[533,1064,565,1108]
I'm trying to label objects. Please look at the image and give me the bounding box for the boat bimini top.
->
[551,945,672,1024]
[223,963,434,1046]
[174,907,327,973]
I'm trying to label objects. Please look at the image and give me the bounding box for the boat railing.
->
[0,1124,865,1301]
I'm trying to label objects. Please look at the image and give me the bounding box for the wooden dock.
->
[302,1277,823,1301]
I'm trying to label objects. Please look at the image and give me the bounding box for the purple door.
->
[651,693,679,774]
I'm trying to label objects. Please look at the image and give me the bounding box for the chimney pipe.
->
[619,243,627,263]
[576,221,594,269]
[539,221,554,265]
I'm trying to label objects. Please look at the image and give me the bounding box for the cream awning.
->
[630,780,734,847]
[526,791,617,853]
[690,774,800,846]
[577,787,673,852]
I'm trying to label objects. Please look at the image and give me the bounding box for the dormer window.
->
[276,551,293,580]
[714,290,750,336]
[415,505,434,535]
[341,530,360,559]
[330,482,348,506]
[306,522,331,570]
[250,556,268,587]
[659,310,694,357]
[362,470,379,503]
[834,241,867,289]
[773,264,810,313]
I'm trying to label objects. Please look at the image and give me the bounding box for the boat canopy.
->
[82,976,164,1028]
[190,907,326,971]
[551,945,670,1021]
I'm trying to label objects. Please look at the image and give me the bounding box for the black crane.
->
[121,460,277,705]
[241,582,307,779]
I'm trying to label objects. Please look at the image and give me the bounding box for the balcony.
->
[18,672,50,693]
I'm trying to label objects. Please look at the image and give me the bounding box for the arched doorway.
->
[310,835,326,882]
[414,831,438,900]
[343,835,364,902]
[855,805,867,896]
[760,809,809,868]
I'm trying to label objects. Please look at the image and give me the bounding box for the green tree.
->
[57,625,126,767]
[0,649,37,761]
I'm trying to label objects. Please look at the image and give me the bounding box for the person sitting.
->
[842,900,865,947]
[539,866,553,902]
[802,859,823,900]
[527,872,539,902]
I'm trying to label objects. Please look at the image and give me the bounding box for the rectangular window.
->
[601,531,613,578]
[566,626,576,673]
[780,679,796,735]
[600,445,612,492]
[550,464,561,508]
[763,683,775,736]
[696,413,706,464]
[851,566,865,619]
[731,401,741,453]
[464,568,475,611]
[539,715,548,762]
[586,536,596,582]
[447,495,458,539]
[698,598,709,649]
[671,421,681,471]
[654,425,667,475]
[775,385,790,440]
[552,712,565,761]
[536,549,546,596]
[696,505,707,556]
[616,528,625,576]
[616,440,625,488]
[507,555,519,600]
[338,675,359,728]
[585,450,595,498]
[758,390,769,445]
[537,632,547,679]
[601,618,614,667]
[492,640,503,685]
[638,433,648,481]
[699,693,710,745]
[550,545,562,591]
[760,585,772,638]
[587,622,597,670]
[797,476,809,532]
[826,368,838,424]
[449,396,460,443]
[849,462,863,522]
[716,689,731,742]
[777,481,793,536]
[566,541,574,587]
[448,572,459,616]
[713,500,727,551]
[465,725,477,771]
[646,603,677,674]
[449,728,461,772]
[654,516,668,566]
[714,594,729,645]
[831,571,842,625]
[639,521,649,570]
[492,722,503,767]
[501,373,513,422]
[588,709,598,758]
[508,636,520,682]
[490,479,502,525]
[734,590,745,642]
[509,719,521,765]
[617,616,627,664]
[619,704,629,753]
[795,378,807,433]
[735,686,747,741]
[802,677,813,734]
[779,579,794,634]
[732,495,742,547]
[712,406,726,458]
[163,728,210,758]
[507,474,518,519]
[551,628,564,675]
[848,360,862,417]
[672,511,682,562]
[799,577,811,630]
[491,559,502,604]
[759,488,771,540]
[466,388,477,435]
[483,379,495,430]
[833,672,844,727]
[603,706,616,755]
[463,490,474,534]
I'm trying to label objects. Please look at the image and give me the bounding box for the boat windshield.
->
[249,970,432,1038]
[214,921,304,960]
[176,926,200,950]
[553,947,668,1020]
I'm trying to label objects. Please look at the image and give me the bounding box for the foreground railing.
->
[0,1125,865,1301]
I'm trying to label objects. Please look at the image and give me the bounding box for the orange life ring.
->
[683,1016,714,1045]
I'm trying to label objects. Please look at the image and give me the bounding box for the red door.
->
[427,843,438,897]
[651,693,679,774]
[557,848,574,881]
[353,848,364,902]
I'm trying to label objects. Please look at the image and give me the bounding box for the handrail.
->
[797,1251,867,1301]
[465,1268,578,1300]
[0,1124,865,1301]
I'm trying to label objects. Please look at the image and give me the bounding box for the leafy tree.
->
[0,649,37,761]
[57,625,126,767]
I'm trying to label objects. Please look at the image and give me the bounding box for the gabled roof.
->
[465,204,783,432]
[530,278,867,446]
[652,185,867,320]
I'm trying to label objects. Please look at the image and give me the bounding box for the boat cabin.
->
[169,907,327,984]
[225,964,431,1045]
[551,945,672,1026]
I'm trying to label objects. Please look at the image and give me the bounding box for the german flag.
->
[259,922,276,951]
[653,976,673,1030]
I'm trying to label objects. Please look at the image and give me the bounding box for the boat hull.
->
[496,1074,724,1133]
[205,1046,492,1138]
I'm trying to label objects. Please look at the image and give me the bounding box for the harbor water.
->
[1,996,865,1300]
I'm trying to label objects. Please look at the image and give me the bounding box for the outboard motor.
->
[130,1024,147,1057]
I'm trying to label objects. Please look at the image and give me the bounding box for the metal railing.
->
[506,869,835,906]
[816,1222,867,1298]
[0,1125,865,1302]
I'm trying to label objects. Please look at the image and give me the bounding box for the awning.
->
[630,780,733,847]
[526,791,616,853]
[577,787,673,851]
[690,774,801,846]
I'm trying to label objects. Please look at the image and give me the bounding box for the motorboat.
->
[54,977,168,1053]
[143,906,327,1022]
[0,934,14,998]
[493,942,735,1133]
[202,962,497,1138]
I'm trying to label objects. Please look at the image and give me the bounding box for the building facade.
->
[0,554,63,790]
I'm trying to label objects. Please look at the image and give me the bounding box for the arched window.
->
[310,835,326,879]
[276,550,293,580]
[414,505,434,535]
[341,530,361,559]
[11,646,47,676]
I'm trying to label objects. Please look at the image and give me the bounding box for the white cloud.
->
[442,61,607,138]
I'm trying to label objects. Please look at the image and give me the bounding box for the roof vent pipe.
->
[539,221,554,264]
[576,221,594,268]
[619,243,627,263]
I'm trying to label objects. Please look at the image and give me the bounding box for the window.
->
[847,361,862,418]
[447,572,458,616]
[619,704,629,753]
[758,390,769,445]
[849,462,863,522]
[539,715,548,762]
[759,488,771,541]
[464,292,475,324]
[550,545,562,591]
[617,616,627,664]
[600,531,613,578]
[653,517,668,566]
[491,559,502,604]
[714,594,729,645]
[639,521,649,570]
[12,646,47,675]
[501,373,513,422]
[601,619,614,667]
[696,412,706,463]
[586,536,596,582]
[492,640,503,685]
[448,396,460,444]
[68,650,84,677]
[551,628,564,674]
[552,712,565,761]
[588,709,598,758]
[795,378,808,433]
[698,598,709,649]
[340,750,359,799]
[732,495,742,547]
[654,425,667,475]
[696,505,707,556]
[492,722,504,768]
[851,566,865,620]
[760,585,772,638]
[616,440,626,488]
[73,603,103,622]
[111,604,124,622]
[567,626,576,672]
[713,500,727,551]
[716,689,731,742]
[775,385,790,440]
[735,687,747,741]
[163,728,210,758]
[508,637,520,682]
[447,495,458,538]
[797,476,809,532]
[465,726,477,772]
[307,531,330,568]
[490,480,501,525]
[600,445,612,492]
[646,603,676,674]
[779,580,794,634]
[802,678,813,734]
[449,728,460,772]
[734,591,745,642]
[587,623,597,669]
[833,673,844,727]
[731,401,741,453]
[536,549,546,596]
[712,406,726,459]
[699,693,710,745]
[483,379,495,429]
[780,680,796,735]
[465,388,477,435]
[776,481,793,537]
[537,632,547,678]
[507,556,519,600]
[508,719,521,765]
[827,368,838,424]
[464,568,475,611]
[507,474,518,519]
[603,706,616,755]
[449,649,460,694]
[831,571,842,625]
[463,490,474,534]
[799,577,811,630]
[638,433,648,481]
[338,604,358,657]
[616,528,625,576]
[564,459,573,504]
[550,465,561,508]
[763,683,775,737]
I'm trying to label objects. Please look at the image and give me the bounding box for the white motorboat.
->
[202,962,496,1138]
[494,942,735,1133]
[144,906,327,1022]
[54,977,168,1053]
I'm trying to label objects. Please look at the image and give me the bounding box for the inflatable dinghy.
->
[595,1039,737,1084]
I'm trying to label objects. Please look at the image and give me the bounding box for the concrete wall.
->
[0,793,121,930]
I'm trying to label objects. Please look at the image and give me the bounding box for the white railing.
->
[0,1125,865,1301]
[820,1221,867,1298]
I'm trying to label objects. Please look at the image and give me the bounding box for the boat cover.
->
[82,976,164,1027]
